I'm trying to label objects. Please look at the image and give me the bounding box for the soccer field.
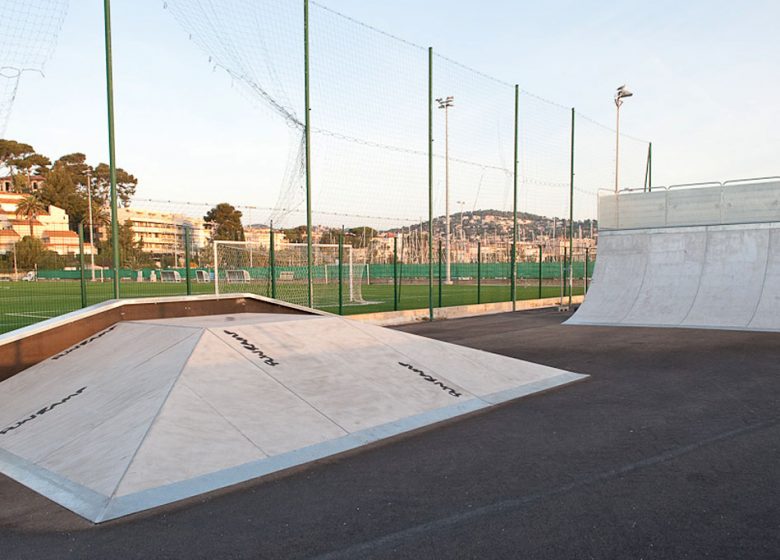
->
[0,280,584,334]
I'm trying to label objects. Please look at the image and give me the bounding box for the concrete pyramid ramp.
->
[0,313,586,523]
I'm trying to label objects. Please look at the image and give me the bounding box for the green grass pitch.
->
[0,280,584,334]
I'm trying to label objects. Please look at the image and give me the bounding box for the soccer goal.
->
[195,269,210,283]
[214,241,365,308]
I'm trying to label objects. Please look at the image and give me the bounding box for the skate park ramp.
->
[567,178,780,332]
[0,312,586,523]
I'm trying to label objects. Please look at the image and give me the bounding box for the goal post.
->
[213,241,365,308]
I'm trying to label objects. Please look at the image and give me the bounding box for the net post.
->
[512,83,519,311]
[438,239,443,308]
[270,222,276,299]
[393,236,398,311]
[102,0,120,300]
[477,239,482,305]
[428,46,434,322]
[338,226,344,315]
[184,226,192,296]
[304,0,313,309]
[562,246,567,303]
[214,241,220,296]
[78,223,87,308]
[538,245,543,299]
[568,107,575,308]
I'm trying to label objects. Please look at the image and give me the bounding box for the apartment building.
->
[0,193,91,255]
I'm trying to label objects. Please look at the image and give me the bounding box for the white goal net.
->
[214,241,366,308]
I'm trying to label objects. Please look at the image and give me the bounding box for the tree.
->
[14,236,63,270]
[16,153,51,185]
[93,163,137,207]
[204,203,245,241]
[283,225,307,243]
[81,200,110,243]
[0,139,35,178]
[39,163,86,230]
[348,227,378,248]
[15,194,46,237]
[319,228,341,245]
[97,220,151,269]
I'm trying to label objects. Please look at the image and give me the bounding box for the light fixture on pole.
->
[614,85,633,192]
[436,95,454,284]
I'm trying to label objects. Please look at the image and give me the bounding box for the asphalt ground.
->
[0,308,778,559]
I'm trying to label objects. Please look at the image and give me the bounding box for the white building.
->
[0,193,92,256]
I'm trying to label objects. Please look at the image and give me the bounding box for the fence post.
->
[477,239,482,305]
[568,107,575,308]
[562,247,568,301]
[438,239,443,308]
[584,247,590,294]
[78,223,87,308]
[103,0,120,300]
[303,0,314,309]
[512,83,519,311]
[428,46,434,321]
[538,245,543,299]
[393,236,398,311]
[338,226,344,315]
[184,226,192,296]
[270,223,276,299]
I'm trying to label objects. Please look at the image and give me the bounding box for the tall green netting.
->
[0,0,68,136]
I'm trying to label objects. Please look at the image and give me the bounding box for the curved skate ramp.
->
[567,222,780,332]
[0,312,586,523]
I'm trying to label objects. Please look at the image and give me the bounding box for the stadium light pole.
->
[436,95,454,285]
[614,85,633,193]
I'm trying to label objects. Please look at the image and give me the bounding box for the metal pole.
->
[512,84,519,310]
[584,247,590,293]
[338,226,344,315]
[393,236,398,311]
[304,0,313,308]
[86,170,95,281]
[562,247,567,302]
[569,107,575,308]
[428,47,434,321]
[615,101,620,193]
[477,239,481,305]
[214,241,220,296]
[538,245,543,299]
[78,223,87,308]
[184,226,191,296]
[103,0,120,298]
[444,103,451,285]
[270,223,276,299]
[438,239,443,308]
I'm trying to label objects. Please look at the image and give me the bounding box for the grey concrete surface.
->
[0,308,778,559]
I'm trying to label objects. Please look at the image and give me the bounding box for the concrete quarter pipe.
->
[567,179,780,332]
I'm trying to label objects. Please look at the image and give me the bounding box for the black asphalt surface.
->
[1,308,778,559]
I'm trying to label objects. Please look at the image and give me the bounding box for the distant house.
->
[0,175,45,193]
[0,193,91,256]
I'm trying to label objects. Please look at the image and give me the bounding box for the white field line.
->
[5,312,57,319]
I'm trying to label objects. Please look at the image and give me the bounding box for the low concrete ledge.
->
[349,296,585,326]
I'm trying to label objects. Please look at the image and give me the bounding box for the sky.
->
[3,0,779,225]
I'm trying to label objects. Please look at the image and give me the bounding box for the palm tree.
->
[15,194,46,238]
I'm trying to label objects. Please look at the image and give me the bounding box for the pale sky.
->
[4,0,779,227]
